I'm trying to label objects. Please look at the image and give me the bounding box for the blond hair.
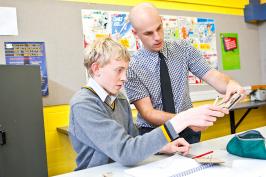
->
[84,37,130,76]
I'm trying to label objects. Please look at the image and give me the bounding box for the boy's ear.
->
[91,62,101,77]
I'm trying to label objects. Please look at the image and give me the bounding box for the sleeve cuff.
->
[160,121,179,142]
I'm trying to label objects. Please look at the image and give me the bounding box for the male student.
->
[68,37,228,170]
[124,3,245,143]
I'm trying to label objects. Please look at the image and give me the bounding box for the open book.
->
[125,154,236,177]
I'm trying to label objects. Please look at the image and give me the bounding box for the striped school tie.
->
[105,95,115,110]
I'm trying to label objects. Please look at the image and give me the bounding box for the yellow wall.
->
[64,0,250,15]
[43,105,76,176]
[43,102,266,176]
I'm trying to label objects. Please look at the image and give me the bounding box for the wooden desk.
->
[229,100,266,134]
[57,126,69,135]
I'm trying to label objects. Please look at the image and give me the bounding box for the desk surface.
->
[228,100,266,134]
[57,126,68,135]
[231,100,266,110]
[53,126,266,177]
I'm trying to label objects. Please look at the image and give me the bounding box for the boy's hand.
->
[159,138,190,155]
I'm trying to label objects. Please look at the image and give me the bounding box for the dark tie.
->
[159,52,175,113]
[159,52,198,144]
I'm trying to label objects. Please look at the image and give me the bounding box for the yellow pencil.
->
[213,96,219,106]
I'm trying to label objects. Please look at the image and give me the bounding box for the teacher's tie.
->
[159,52,175,113]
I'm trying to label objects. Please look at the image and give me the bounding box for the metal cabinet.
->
[0,65,48,177]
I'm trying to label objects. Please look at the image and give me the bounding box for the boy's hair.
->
[84,37,130,76]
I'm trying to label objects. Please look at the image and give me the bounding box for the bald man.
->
[124,3,245,143]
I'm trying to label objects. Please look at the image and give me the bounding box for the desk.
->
[229,100,266,134]
[53,126,266,177]
[57,126,69,135]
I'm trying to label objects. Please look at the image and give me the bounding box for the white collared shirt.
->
[87,78,116,104]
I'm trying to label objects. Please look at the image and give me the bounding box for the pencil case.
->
[226,130,266,160]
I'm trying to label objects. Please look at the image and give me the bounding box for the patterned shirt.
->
[125,40,212,128]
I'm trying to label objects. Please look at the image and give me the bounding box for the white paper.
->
[232,159,266,177]
[0,7,18,35]
[125,154,234,177]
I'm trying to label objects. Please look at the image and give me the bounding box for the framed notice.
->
[220,33,240,70]
[5,42,49,96]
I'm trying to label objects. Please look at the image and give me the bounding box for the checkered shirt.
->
[124,40,212,128]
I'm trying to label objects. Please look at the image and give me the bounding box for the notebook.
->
[125,154,236,177]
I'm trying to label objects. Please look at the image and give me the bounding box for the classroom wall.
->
[0,0,87,106]
[0,0,265,106]
[67,0,249,15]
[259,22,266,83]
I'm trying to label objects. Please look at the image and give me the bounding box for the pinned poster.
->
[220,33,240,70]
[5,42,49,96]
[176,16,217,84]
[0,7,18,35]
[110,12,138,51]
[81,10,110,48]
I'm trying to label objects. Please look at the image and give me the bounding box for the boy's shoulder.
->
[70,88,99,106]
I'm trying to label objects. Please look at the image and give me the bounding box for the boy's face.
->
[96,58,129,95]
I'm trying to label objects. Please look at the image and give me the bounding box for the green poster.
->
[220,33,240,70]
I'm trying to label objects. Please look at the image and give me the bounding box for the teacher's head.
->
[129,3,164,52]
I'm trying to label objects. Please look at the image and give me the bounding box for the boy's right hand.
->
[170,105,229,133]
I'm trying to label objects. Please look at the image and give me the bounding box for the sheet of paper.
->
[125,154,234,177]
[232,159,266,177]
[0,7,18,35]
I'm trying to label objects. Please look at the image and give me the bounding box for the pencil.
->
[192,150,214,159]
[213,96,219,106]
